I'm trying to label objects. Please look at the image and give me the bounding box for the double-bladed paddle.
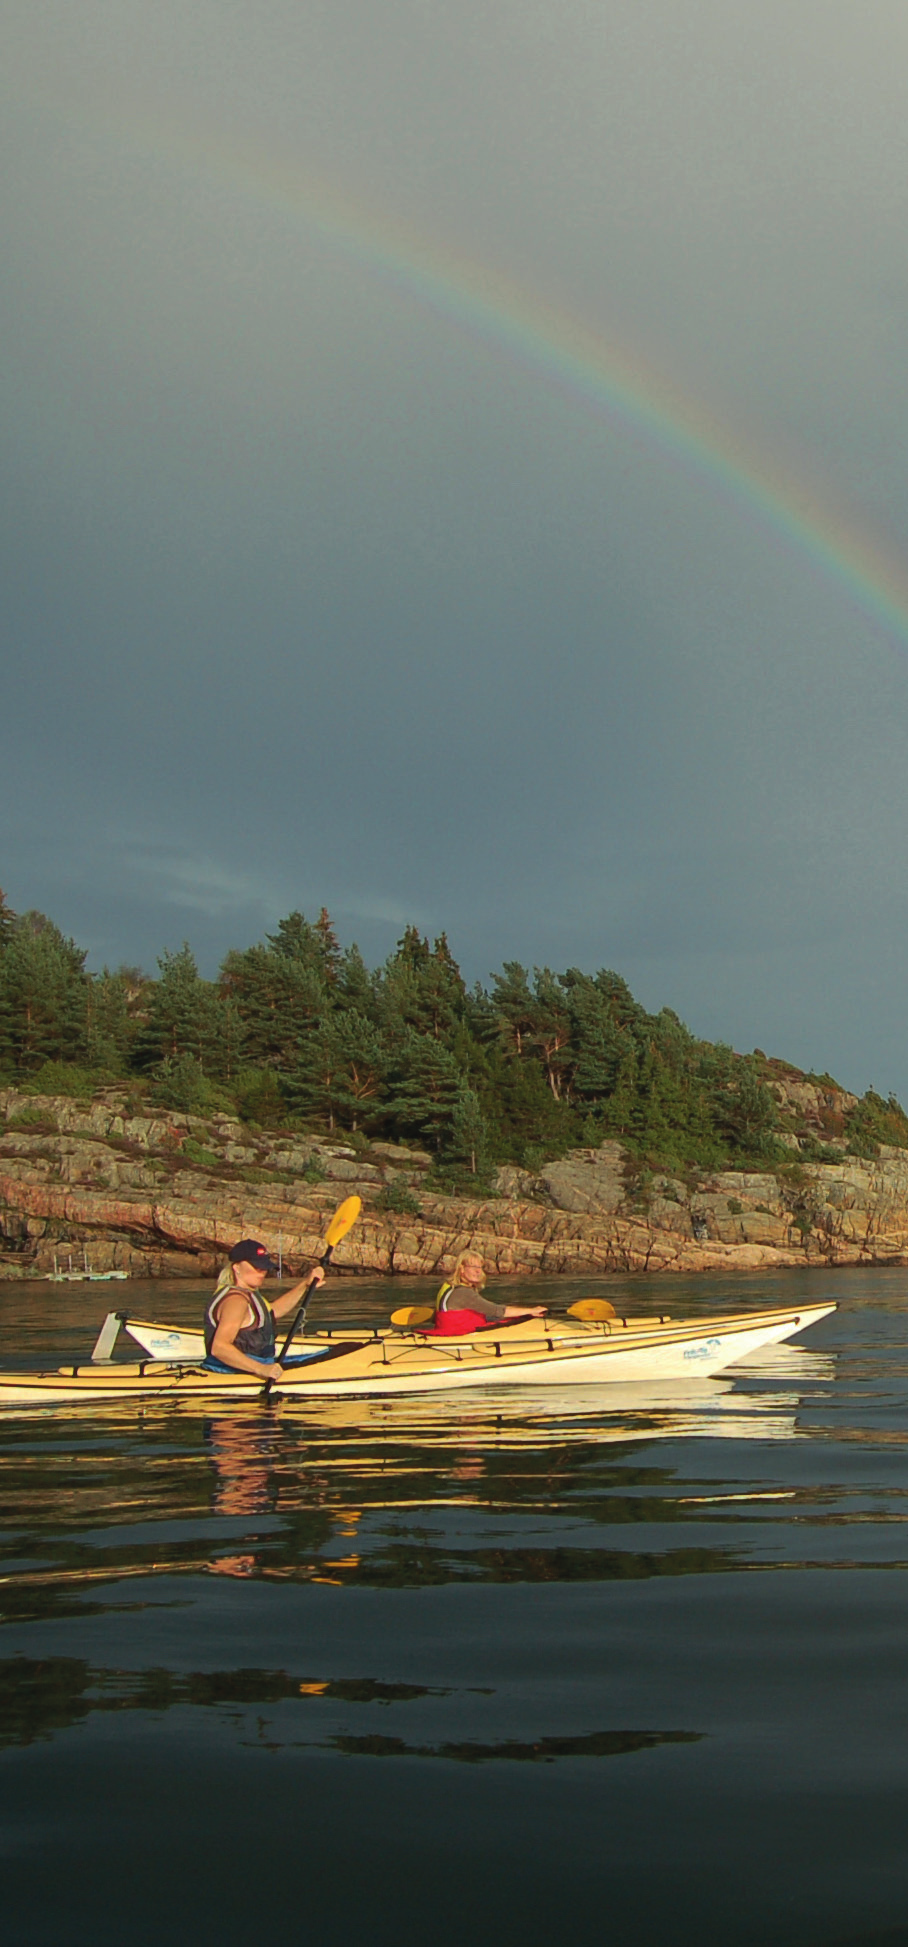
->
[276,1194,362,1364]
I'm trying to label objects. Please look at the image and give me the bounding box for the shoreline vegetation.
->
[2,889,908,1278]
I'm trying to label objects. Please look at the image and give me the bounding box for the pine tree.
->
[377,928,466,1042]
[713,1056,780,1158]
[0,889,16,950]
[85,968,137,1073]
[220,942,326,1069]
[138,944,225,1073]
[450,1084,490,1174]
[331,1012,390,1132]
[422,933,467,1038]
[0,914,88,1071]
[335,942,376,1017]
[313,908,342,985]
[284,1018,341,1130]
[287,1012,391,1134]
[384,1032,464,1151]
[268,909,340,983]
[491,962,535,1058]
[528,968,573,1100]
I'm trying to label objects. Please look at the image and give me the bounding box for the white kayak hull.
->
[0,1301,836,1408]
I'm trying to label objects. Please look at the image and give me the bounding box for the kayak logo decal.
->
[682,1338,722,1361]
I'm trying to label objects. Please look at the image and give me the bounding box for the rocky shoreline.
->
[2,1086,908,1282]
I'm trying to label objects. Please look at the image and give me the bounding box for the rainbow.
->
[95,111,908,645]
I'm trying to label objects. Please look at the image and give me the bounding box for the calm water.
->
[1,1265,908,1946]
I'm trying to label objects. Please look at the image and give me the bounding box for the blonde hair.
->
[213,1262,234,1295]
[450,1250,485,1288]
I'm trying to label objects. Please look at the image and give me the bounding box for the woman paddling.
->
[204,1238,325,1379]
[432,1251,546,1335]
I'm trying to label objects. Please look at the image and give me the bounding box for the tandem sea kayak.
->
[0,1299,836,1409]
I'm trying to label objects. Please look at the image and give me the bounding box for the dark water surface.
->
[1,1266,908,1945]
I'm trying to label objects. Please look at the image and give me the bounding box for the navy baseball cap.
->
[229,1238,278,1274]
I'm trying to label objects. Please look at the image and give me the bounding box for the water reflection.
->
[0,1347,839,1625]
[6,1275,908,1947]
[326,1727,703,1764]
[0,1652,702,1766]
[272,1370,808,1449]
[208,1413,280,1518]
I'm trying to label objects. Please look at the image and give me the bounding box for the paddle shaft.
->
[277,1243,335,1362]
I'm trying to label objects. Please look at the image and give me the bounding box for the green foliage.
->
[286,1011,389,1134]
[0,888,17,950]
[19,1061,100,1100]
[707,1052,782,1161]
[4,891,901,1178]
[270,908,341,984]
[137,946,227,1077]
[234,1067,287,1127]
[378,928,467,1044]
[180,1137,221,1170]
[6,1105,55,1131]
[382,1033,464,1151]
[221,937,326,1070]
[799,1137,846,1163]
[0,913,88,1073]
[84,967,146,1074]
[844,1090,908,1158]
[378,1176,422,1216]
[148,1054,232,1116]
[449,1084,490,1175]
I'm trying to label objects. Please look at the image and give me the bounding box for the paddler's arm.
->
[451,1288,547,1322]
[270,1264,326,1320]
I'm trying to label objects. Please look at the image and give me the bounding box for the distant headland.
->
[2,890,907,1277]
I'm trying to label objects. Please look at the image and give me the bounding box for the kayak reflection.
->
[264,1338,835,1452]
[0,1344,835,1621]
[201,1345,835,1528]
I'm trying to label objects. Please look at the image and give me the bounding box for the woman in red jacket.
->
[433,1252,546,1335]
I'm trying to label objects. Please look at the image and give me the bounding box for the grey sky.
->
[4,2,908,1099]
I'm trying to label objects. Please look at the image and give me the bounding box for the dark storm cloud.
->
[3,2,908,1099]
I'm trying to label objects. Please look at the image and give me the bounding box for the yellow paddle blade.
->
[325,1196,362,1249]
[567,1298,617,1322]
[390,1305,435,1328]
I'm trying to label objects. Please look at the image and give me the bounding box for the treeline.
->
[0,889,905,1175]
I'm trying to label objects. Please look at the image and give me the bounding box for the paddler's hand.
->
[265,1362,285,1380]
[307,1265,326,1290]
